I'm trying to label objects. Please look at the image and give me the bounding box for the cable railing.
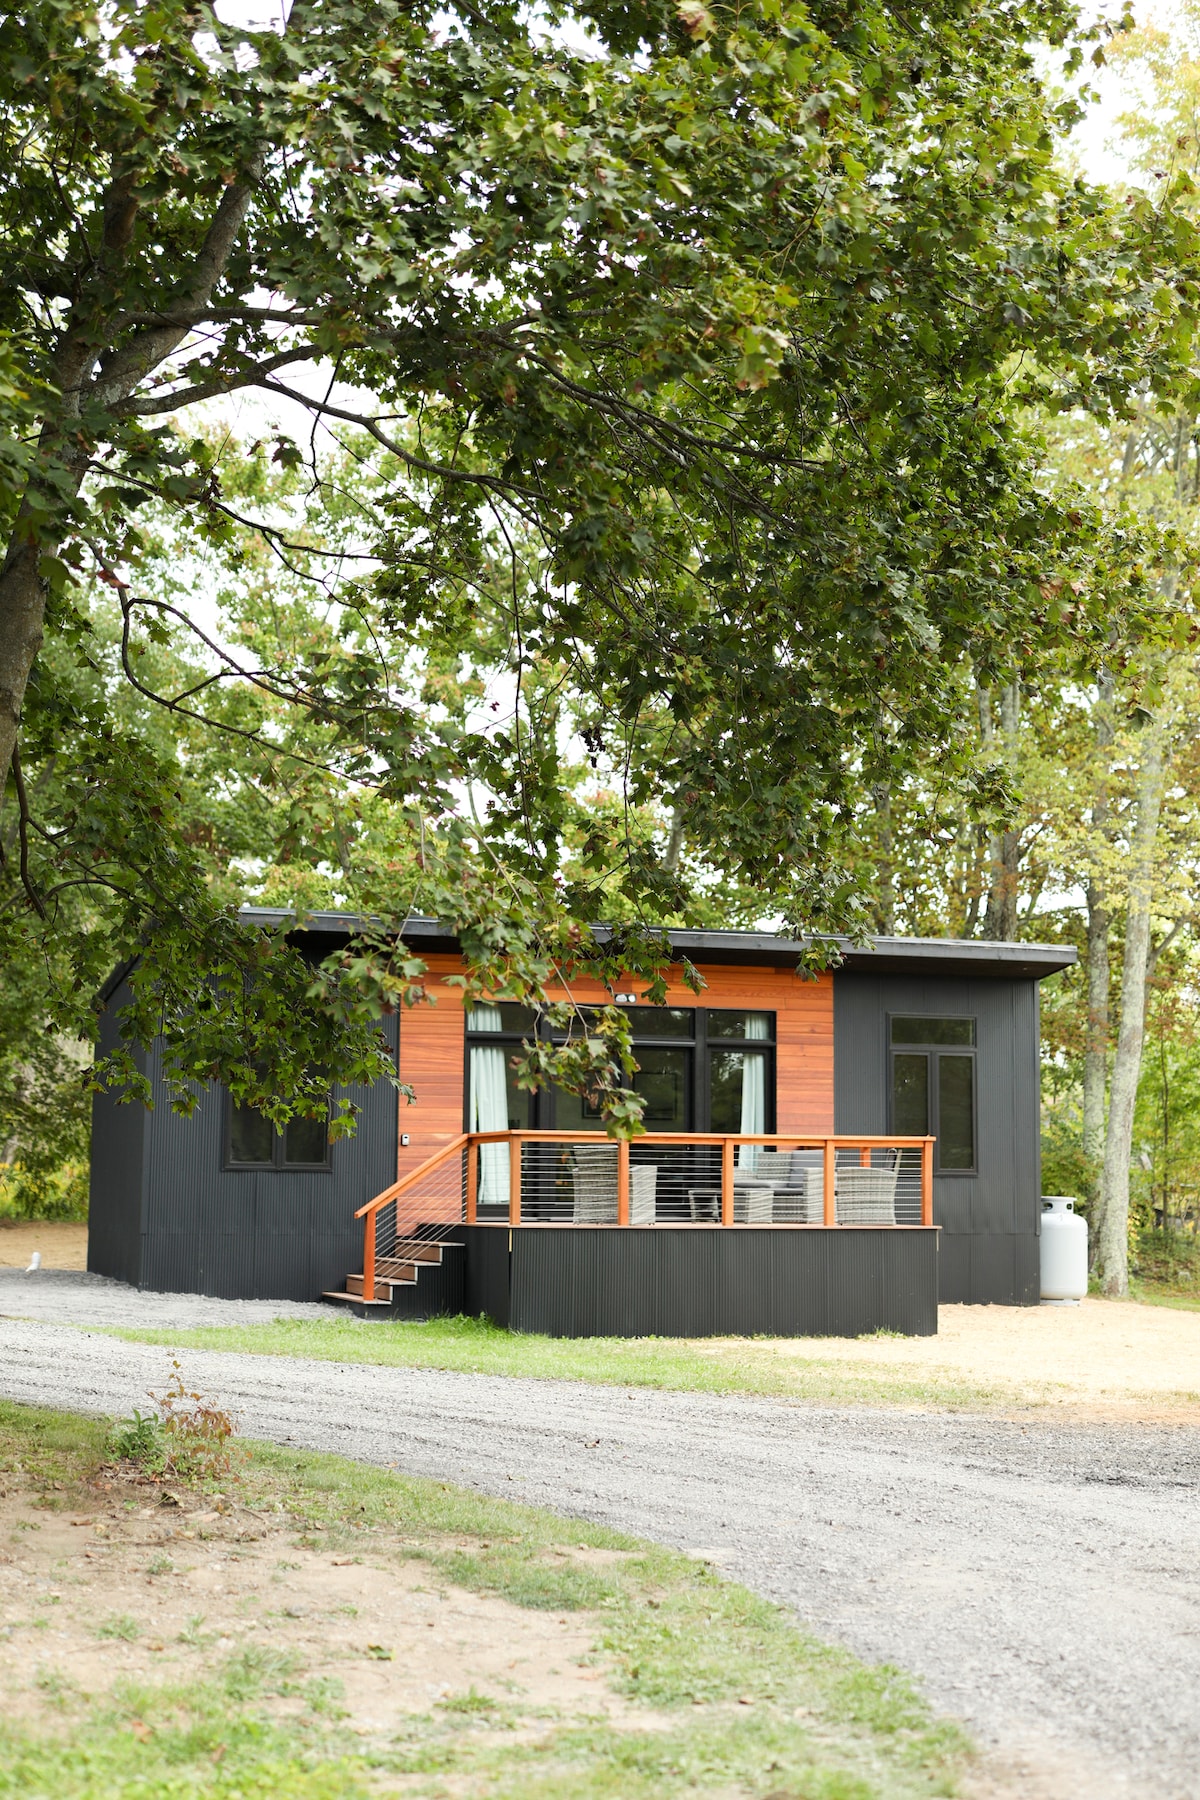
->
[354,1131,934,1303]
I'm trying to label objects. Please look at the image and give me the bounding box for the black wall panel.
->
[87,978,148,1287]
[460,1226,511,1326]
[833,971,1044,1305]
[89,1010,399,1300]
[500,1226,937,1338]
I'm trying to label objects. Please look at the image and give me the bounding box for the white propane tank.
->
[1040,1197,1088,1304]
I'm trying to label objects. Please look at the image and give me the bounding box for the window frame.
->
[223,1092,333,1172]
[463,1006,776,1135]
[886,1015,978,1177]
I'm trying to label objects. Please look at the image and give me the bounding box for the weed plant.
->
[107,1361,240,1485]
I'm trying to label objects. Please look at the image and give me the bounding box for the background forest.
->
[4,0,1200,1306]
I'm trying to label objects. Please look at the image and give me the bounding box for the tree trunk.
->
[663,802,684,873]
[0,158,261,789]
[1095,712,1166,1296]
[871,784,896,933]
[981,680,1021,940]
[1082,885,1110,1163]
[1081,671,1115,1217]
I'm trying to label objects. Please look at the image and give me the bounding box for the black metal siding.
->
[497,1227,936,1338]
[833,971,1042,1305]
[86,977,148,1286]
[89,1010,399,1300]
[460,1226,511,1327]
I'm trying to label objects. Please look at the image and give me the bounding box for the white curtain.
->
[468,1005,509,1208]
[736,1014,769,1169]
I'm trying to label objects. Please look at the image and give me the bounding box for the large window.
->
[226,1097,332,1170]
[465,1005,775,1138]
[889,1017,976,1173]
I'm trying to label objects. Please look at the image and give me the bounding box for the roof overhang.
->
[238,909,1077,983]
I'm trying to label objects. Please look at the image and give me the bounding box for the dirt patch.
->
[0,1462,659,1743]
[962,1736,1138,1800]
[0,1222,88,1271]
[693,1296,1200,1422]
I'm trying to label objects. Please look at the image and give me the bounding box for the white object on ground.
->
[23,1251,40,1273]
[1040,1196,1088,1304]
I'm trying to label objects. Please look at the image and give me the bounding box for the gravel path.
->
[1,1290,1198,1795]
[0,1268,332,1326]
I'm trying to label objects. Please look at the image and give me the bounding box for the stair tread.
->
[321,1291,391,1306]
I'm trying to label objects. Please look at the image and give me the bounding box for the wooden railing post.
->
[823,1138,836,1227]
[617,1138,630,1226]
[465,1138,478,1224]
[921,1137,934,1227]
[362,1208,377,1301]
[508,1133,522,1227]
[721,1137,734,1227]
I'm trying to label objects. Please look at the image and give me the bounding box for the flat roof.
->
[239,909,1077,982]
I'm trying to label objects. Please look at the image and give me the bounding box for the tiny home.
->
[88,913,1074,1336]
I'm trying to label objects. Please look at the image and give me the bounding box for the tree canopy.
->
[2,0,1198,1130]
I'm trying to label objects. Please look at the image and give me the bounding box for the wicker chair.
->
[835,1154,899,1225]
[571,1143,657,1223]
[743,1149,823,1222]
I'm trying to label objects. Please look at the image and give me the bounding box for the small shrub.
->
[151,1361,240,1483]
[108,1364,241,1484]
[96,1614,141,1641]
[222,1645,300,1700]
[438,1687,499,1716]
[107,1410,166,1473]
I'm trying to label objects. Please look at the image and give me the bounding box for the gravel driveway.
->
[1,1289,1198,1796]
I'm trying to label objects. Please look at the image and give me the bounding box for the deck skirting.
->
[454,1225,938,1338]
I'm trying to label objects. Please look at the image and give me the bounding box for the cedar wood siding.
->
[396,955,835,1170]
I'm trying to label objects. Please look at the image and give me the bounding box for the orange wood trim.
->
[356,1133,469,1217]
[617,1138,630,1226]
[362,1209,376,1302]
[822,1138,836,1227]
[721,1137,734,1227]
[465,1140,478,1224]
[859,1144,870,1167]
[464,1220,939,1231]
[467,1130,932,1148]
[921,1137,934,1227]
[508,1134,522,1227]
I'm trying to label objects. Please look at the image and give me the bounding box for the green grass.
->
[0,1395,975,1799]
[1128,1283,1200,1313]
[103,1313,1011,1411]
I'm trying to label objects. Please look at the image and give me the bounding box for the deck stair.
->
[322,1234,465,1318]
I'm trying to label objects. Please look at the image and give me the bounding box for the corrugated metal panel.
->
[833,970,1043,1305]
[503,1227,937,1339]
[460,1227,511,1326]
[92,1009,400,1300]
[87,978,147,1286]
[384,1248,465,1320]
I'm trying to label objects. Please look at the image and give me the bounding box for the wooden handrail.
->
[465,1129,935,1147]
[355,1132,469,1219]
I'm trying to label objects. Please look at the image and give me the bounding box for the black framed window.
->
[889,1017,976,1173]
[464,1005,775,1135]
[225,1096,332,1170]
